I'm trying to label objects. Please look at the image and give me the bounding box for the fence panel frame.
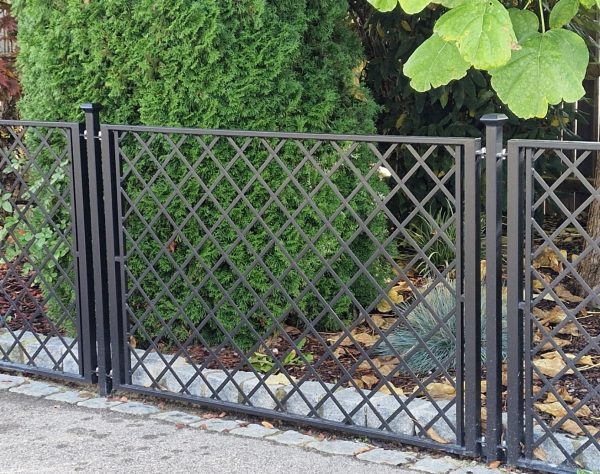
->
[0,119,96,383]
[98,122,483,455]
[507,139,600,472]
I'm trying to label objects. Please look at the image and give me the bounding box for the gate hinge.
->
[498,149,507,160]
[476,147,486,157]
[83,129,102,141]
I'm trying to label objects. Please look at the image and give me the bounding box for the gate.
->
[0,117,97,383]
[98,118,484,456]
[2,104,600,472]
[507,139,600,472]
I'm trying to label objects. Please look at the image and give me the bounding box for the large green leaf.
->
[579,0,599,8]
[508,8,539,43]
[399,0,431,13]
[549,0,580,28]
[367,0,399,11]
[490,29,588,118]
[404,34,470,91]
[434,0,516,69]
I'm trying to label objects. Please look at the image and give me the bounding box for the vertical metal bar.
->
[506,141,525,464]
[70,123,97,383]
[81,103,112,395]
[101,126,128,388]
[481,113,508,462]
[523,148,534,459]
[454,144,464,447]
[463,138,482,455]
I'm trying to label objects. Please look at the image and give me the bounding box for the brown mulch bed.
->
[0,262,56,335]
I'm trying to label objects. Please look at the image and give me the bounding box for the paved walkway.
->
[0,373,509,474]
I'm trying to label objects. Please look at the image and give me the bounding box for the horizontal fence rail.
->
[508,140,600,473]
[99,121,482,454]
[0,120,95,383]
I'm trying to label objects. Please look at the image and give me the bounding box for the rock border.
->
[2,329,598,471]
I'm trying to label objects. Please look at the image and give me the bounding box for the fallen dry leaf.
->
[488,460,502,469]
[378,383,404,396]
[265,373,296,385]
[533,247,565,273]
[551,418,599,436]
[533,306,567,325]
[261,421,274,429]
[361,374,379,389]
[533,357,571,378]
[535,401,591,418]
[555,285,583,303]
[414,382,456,400]
[533,447,548,462]
[426,428,449,444]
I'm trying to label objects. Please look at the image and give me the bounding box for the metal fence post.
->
[463,138,483,455]
[81,103,112,395]
[506,141,525,464]
[481,113,508,462]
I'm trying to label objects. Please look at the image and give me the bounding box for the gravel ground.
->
[0,389,421,474]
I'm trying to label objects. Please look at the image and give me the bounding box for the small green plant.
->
[402,205,457,276]
[249,338,314,374]
[376,280,507,375]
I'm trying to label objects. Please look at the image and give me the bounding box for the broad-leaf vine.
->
[367,0,597,118]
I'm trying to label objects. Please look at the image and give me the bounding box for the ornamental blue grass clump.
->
[376,281,507,375]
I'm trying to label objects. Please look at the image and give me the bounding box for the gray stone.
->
[45,390,92,404]
[575,442,600,472]
[151,410,202,425]
[306,439,372,456]
[229,423,280,438]
[411,457,457,474]
[162,365,221,397]
[131,352,171,389]
[23,337,68,370]
[9,381,61,398]
[77,397,124,410]
[0,373,25,390]
[0,331,39,363]
[190,418,242,432]
[533,427,575,466]
[204,371,257,403]
[60,344,80,375]
[240,378,292,410]
[285,381,333,417]
[412,400,457,444]
[356,448,414,465]
[111,401,160,416]
[365,394,415,436]
[321,388,374,426]
[265,430,316,446]
[449,466,503,474]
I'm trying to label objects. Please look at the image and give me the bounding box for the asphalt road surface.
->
[0,390,420,474]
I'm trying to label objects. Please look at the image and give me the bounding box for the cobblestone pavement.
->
[0,372,519,474]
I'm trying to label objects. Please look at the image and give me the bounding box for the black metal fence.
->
[1,105,599,473]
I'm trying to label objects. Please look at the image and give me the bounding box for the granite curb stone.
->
[0,373,25,390]
[45,390,93,404]
[151,410,203,425]
[111,401,161,416]
[9,381,61,397]
[229,423,281,438]
[356,448,414,465]
[190,418,243,432]
[306,439,372,456]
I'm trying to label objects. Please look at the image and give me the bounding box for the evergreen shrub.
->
[13,0,388,349]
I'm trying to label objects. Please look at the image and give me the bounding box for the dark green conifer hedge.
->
[13,0,388,349]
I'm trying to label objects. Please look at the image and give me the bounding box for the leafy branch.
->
[367,0,597,118]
